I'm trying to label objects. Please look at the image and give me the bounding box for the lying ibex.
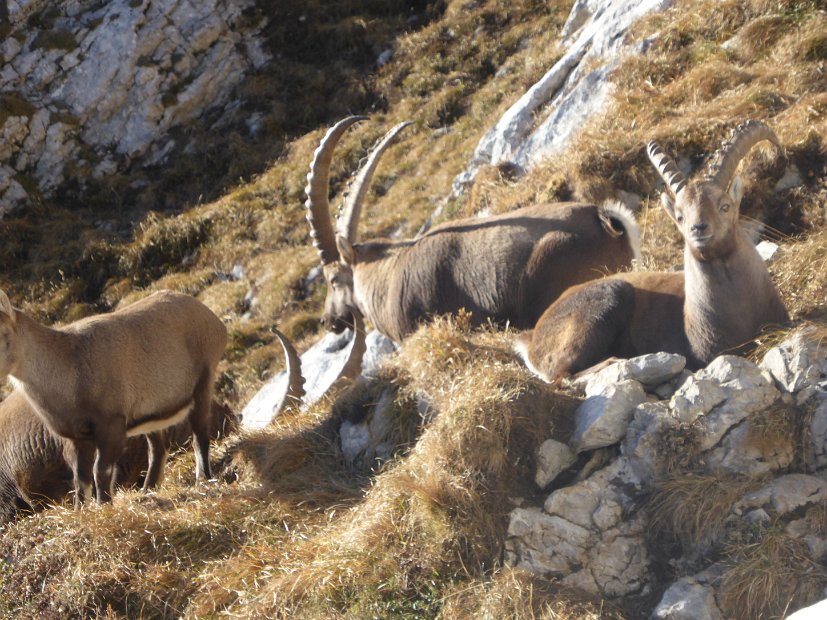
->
[0,289,228,504]
[305,116,641,342]
[517,120,790,383]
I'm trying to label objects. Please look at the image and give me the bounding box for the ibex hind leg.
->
[142,430,169,491]
[534,279,635,381]
[190,370,215,482]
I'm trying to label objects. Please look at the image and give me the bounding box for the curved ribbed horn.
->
[704,120,782,190]
[326,307,367,396]
[337,121,413,243]
[647,141,687,196]
[305,116,367,264]
[273,329,306,414]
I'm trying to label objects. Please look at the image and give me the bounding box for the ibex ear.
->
[0,290,15,324]
[336,235,356,266]
[660,192,678,224]
[727,175,744,208]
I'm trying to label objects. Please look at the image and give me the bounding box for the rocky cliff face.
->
[0,0,269,215]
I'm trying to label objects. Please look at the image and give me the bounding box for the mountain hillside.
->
[0,0,826,617]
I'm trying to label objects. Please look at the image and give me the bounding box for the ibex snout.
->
[321,311,352,334]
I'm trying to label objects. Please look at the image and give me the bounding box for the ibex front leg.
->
[93,421,126,504]
[67,438,96,508]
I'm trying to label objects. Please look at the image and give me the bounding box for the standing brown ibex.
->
[305,116,641,342]
[516,120,790,383]
[0,289,228,505]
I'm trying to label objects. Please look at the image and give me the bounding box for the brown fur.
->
[0,290,228,505]
[0,390,235,521]
[306,117,641,343]
[518,121,790,383]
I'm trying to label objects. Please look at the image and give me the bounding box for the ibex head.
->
[304,117,411,333]
[647,120,782,262]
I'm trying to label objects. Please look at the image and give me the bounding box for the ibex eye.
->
[720,202,730,212]
[676,214,684,223]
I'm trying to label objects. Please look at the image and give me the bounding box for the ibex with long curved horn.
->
[270,307,367,414]
[517,120,790,383]
[306,116,641,342]
[0,289,228,505]
[0,314,363,521]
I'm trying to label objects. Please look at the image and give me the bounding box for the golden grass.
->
[647,473,767,554]
[440,567,625,619]
[1,0,827,616]
[718,524,826,620]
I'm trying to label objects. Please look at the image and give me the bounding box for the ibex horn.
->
[337,121,413,244]
[704,120,782,190]
[647,141,687,196]
[274,328,306,414]
[326,306,367,396]
[304,116,367,264]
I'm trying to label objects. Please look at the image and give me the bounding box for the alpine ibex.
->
[516,120,790,383]
[305,116,641,342]
[0,389,235,522]
[0,289,228,505]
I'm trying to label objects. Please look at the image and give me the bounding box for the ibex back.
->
[305,116,641,342]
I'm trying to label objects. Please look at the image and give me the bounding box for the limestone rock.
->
[653,576,725,620]
[535,439,577,488]
[761,328,827,395]
[623,401,681,485]
[809,391,827,470]
[735,474,827,517]
[240,329,397,430]
[452,0,674,193]
[787,599,827,620]
[692,356,779,451]
[340,385,401,469]
[0,0,270,213]
[572,380,648,451]
[507,457,649,598]
[575,353,687,397]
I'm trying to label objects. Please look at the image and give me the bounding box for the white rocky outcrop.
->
[240,329,397,430]
[453,0,675,193]
[506,332,827,609]
[0,0,270,214]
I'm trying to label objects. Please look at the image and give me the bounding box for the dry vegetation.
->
[0,0,826,617]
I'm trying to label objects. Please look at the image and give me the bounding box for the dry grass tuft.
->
[648,473,767,555]
[770,230,827,321]
[210,319,580,618]
[718,524,826,620]
[440,567,625,619]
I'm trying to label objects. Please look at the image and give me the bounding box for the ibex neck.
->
[352,239,412,342]
[683,229,780,362]
[10,313,76,403]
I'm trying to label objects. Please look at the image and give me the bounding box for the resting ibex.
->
[0,289,228,504]
[305,116,641,342]
[517,120,790,383]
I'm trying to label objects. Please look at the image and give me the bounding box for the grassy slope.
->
[0,0,826,617]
